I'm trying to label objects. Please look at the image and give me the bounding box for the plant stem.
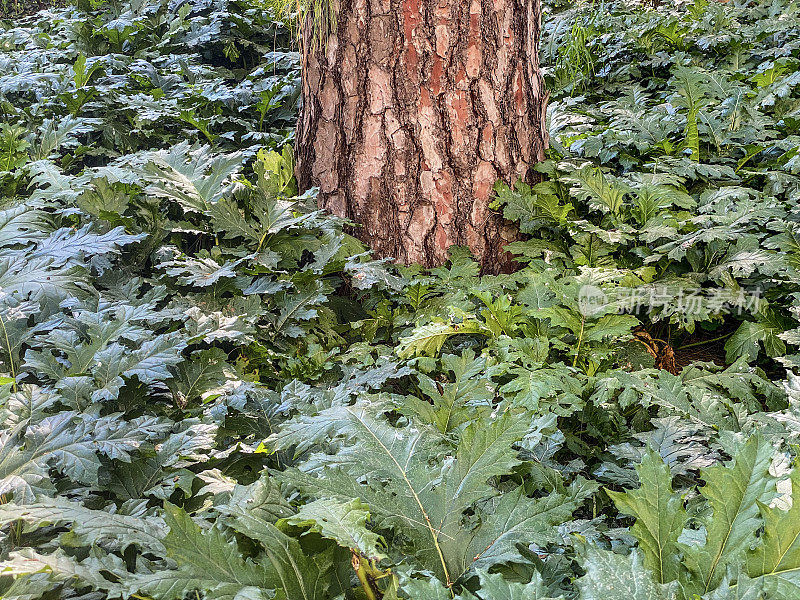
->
[352,553,379,600]
[0,313,18,393]
[677,332,732,351]
[573,315,586,368]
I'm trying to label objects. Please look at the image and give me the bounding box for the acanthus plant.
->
[0,0,800,599]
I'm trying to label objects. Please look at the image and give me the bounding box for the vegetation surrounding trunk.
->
[4,1,800,599]
[295,0,548,273]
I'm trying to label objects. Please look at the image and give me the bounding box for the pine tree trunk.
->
[295,0,548,273]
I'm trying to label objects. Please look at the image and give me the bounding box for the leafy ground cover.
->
[0,0,66,18]
[0,0,800,598]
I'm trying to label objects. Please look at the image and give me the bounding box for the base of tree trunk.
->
[295,0,548,273]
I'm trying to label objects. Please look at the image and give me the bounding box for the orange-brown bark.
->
[295,0,548,273]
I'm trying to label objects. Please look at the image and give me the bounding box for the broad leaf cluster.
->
[0,0,799,599]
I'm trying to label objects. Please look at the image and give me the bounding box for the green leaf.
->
[31,225,145,268]
[0,255,83,305]
[681,436,775,596]
[725,313,788,363]
[283,497,385,559]
[747,469,800,597]
[465,478,597,572]
[255,146,297,198]
[397,320,488,359]
[0,497,166,554]
[33,116,100,160]
[397,572,456,600]
[221,507,334,600]
[576,547,679,600]
[144,142,244,214]
[0,412,163,502]
[607,451,687,584]
[76,177,132,219]
[474,570,564,599]
[684,106,700,162]
[562,166,626,216]
[493,180,573,232]
[270,403,593,584]
[167,347,228,405]
[0,548,126,597]
[407,350,493,433]
[131,504,276,600]
[0,203,49,248]
[216,474,294,526]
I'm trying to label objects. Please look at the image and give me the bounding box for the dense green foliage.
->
[0,1,67,19]
[1,0,800,598]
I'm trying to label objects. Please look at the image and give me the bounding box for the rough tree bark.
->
[295,0,548,273]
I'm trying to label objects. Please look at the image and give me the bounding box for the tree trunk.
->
[295,0,548,273]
